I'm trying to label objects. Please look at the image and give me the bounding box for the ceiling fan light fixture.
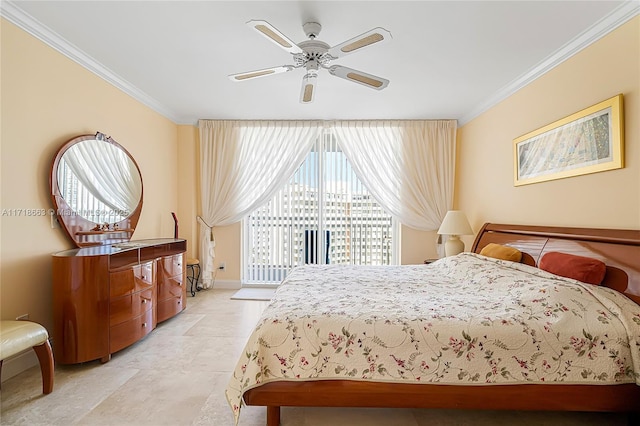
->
[341,33,384,53]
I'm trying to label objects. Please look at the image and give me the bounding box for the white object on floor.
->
[231,287,276,301]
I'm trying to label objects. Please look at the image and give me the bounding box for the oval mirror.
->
[50,133,143,247]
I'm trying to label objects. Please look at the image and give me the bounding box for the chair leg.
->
[195,264,201,291]
[0,359,3,390]
[187,265,195,296]
[33,340,54,394]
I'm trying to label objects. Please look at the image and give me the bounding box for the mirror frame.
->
[50,133,143,247]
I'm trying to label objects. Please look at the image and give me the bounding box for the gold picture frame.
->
[513,94,624,186]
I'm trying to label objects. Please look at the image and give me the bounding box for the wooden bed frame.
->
[243,223,640,425]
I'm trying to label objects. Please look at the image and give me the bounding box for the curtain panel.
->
[198,120,322,287]
[332,120,457,230]
[198,119,457,287]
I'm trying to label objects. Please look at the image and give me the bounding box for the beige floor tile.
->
[184,309,264,339]
[190,336,250,372]
[75,368,220,425]
[191,371,267,426]
[300,407,418,426]
[0,363,138,425]
[412,408,628,425]
[152,312,206,336]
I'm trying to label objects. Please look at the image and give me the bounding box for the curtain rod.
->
[196,119,458,124]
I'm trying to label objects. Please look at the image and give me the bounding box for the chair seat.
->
[0,320,54,395]
[0,321,49,360]
[187,258,199,266]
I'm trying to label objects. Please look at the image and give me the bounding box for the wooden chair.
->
[0,320,54,394]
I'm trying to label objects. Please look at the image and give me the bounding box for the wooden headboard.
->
[471,223,640,305]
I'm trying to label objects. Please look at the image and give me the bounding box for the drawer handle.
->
[141,299,148,304]
[177,301,181,305]
[141,275,146,280]
[142,322,147,328]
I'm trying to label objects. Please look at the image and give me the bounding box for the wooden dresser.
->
[52,238,186,364]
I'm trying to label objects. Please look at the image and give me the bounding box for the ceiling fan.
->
[228,20,392,103]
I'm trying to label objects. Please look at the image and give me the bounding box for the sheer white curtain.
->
[198,120,322,287]
[332,120,457,230]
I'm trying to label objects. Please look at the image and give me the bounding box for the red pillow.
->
[539,252,606,285]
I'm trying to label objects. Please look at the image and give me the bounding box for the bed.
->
[227,223,640,425]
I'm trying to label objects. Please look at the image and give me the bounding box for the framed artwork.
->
[513,94,624,186]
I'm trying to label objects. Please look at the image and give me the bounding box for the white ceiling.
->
[4,1,638,124]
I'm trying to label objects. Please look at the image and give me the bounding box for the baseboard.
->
[0,350,38,383]
[210,279,241,289]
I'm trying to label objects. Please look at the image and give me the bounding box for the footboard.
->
[244,381,640,425]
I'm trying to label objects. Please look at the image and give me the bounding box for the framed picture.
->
[513,94,624,186]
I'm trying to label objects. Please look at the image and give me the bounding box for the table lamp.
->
[437,211,473,256]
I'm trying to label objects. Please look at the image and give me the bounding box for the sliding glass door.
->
[243,133,397,285]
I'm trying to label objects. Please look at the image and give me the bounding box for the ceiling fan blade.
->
[247,20,304,55]
[328,65,389,90]
[327,27,391,59]
[300,74,317,104]
[228,65,294,82]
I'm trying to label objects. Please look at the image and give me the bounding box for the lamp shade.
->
[437,211,473,236]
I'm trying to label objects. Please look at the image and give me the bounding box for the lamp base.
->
[444,235,464,257]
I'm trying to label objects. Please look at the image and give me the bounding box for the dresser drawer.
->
[158,274,184,299]
[110,308,154,353]
[157,295,185,323]
[160,254,184,277]
[109,288,154,327]
[110,262,154,298]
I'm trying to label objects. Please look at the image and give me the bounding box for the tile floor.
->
[0,288,629,425]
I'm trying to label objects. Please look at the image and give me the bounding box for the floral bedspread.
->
[226,253,640,423]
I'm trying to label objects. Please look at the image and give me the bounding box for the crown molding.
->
[458,1,640,126]
[1,0,185,124]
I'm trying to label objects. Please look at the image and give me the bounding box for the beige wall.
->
[210,222,242,282]
[177,125,199,260]
[457,17,640,239]
[401,228,439,264]
[1,18,179,348]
